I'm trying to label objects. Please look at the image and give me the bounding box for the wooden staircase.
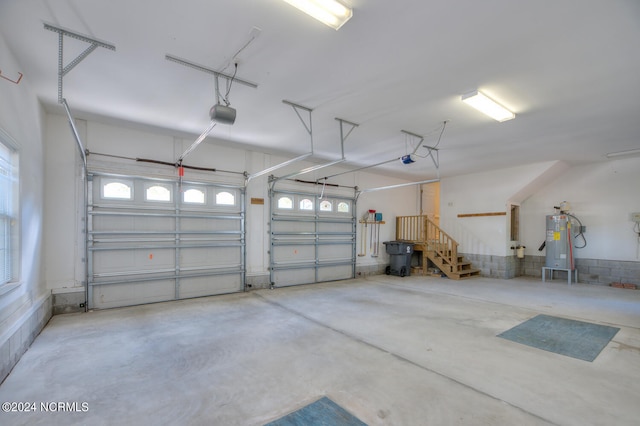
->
[396,215,480,280]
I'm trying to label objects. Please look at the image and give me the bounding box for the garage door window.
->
[299,198,313,211]
[337,201,350,213]
[277,196,293,210]
[319,200,332,212]
[145,184,172,202]
[215,191,236,206]
[183,188,206,204]
[102,180,133,200]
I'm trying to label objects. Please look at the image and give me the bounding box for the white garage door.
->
[87,173,244,309]
[269,185,356,287]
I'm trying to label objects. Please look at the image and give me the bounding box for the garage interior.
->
[0,1,639,425]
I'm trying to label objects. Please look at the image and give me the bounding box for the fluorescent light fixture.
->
[281,0,353,30]
[605,148,640,159]
[461,90,515,122]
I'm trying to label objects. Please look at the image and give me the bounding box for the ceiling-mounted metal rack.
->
[320,129,427,181]
[246,100,315,184]
[270,117,358,187]
[44,23,116,167]
[44,23,116,104]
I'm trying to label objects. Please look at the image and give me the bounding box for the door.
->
[87,173,245,309]
[269,185,356,287]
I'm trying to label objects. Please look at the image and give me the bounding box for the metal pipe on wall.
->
[61,98,89,311]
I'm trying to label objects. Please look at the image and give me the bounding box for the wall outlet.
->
[631,212,640,222]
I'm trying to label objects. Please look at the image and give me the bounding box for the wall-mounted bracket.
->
[0,69,23,85]
[44,23,116,103]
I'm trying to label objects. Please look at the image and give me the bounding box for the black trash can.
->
[383,241,414,277]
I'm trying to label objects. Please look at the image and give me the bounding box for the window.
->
[510,204,520,241]
[216,191,235,206]
[319,200,332,212]
[183,188,205,204]
[277,196,293,209]
[102,180,132,200]
[337,202,350,213]
[299,198,313,210]
[145,184,172,202]
[0,135,18,286]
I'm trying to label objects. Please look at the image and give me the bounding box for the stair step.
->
[449,269,481,280]
[421,250,480,280]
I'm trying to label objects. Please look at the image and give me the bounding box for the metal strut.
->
[322,129,421,181]
[355,178,441,202]
[336,117,359,159]
[246,101,315,184]
[422,145,440,178]
[271,116,359,186]
[165,54,258,89]
[282,100,314,152]
[44,23,116,103]
[61,99,87,169]
[177,121,217,164]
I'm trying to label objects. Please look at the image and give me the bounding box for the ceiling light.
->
[461,90,515,122]
[605,148,640,159]
[281,0,353,30]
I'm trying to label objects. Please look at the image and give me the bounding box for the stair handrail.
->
[395,215,458,268]
[423,216,458,268]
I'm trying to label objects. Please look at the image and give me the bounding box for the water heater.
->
[545,214,574,269]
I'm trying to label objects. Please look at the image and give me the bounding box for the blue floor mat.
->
[498,314,619,362]
[264,397,367,426]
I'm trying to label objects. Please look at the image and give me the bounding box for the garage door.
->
[87,172,244,309]
[269,185,356,287]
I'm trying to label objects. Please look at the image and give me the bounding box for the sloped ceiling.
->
[1,0,639,180]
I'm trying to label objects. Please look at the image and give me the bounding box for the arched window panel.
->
[102,180,133,200]
[145,184,172,202]
[183,188,206,204]
[216,190,236,206]
[337,201,350,213]
[277,196,293,210]
[319,200,332,212]
[299,198,314,211]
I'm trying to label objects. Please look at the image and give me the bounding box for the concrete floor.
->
[1,276,639,425]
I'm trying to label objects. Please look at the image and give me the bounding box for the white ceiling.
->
[1,0,639,180]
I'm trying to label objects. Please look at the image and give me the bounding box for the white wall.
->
[522,157,640,262]
[43,114,84,292]
[0,32,47,360]
[440,162,563,256]
[440,158,640,262]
